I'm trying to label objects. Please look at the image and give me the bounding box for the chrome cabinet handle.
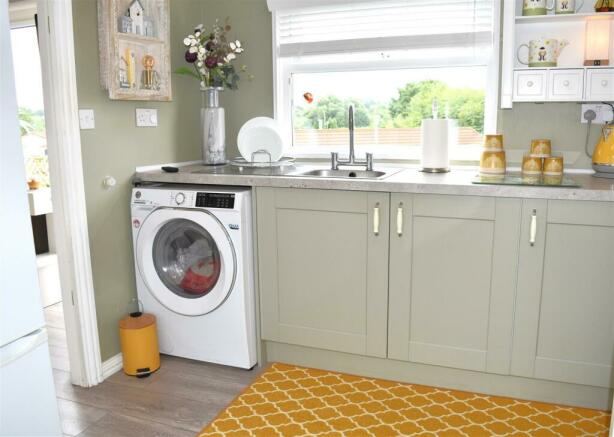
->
[373,203,380,236]
[529,209,537,246]
[396,203,403,236]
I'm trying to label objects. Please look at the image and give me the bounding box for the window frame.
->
[271,1,501,162]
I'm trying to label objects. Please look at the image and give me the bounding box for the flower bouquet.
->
[176,19,249,165]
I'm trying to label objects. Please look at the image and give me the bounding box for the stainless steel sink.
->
[294,169,397,180]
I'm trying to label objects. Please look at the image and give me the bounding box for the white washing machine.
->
[130,185,256,369]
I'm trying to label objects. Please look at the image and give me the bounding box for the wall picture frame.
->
[97,0,172,101]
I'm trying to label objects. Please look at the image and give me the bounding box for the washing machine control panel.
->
[196,192,235,209]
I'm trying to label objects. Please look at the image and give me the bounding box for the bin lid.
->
[119,312,156,330]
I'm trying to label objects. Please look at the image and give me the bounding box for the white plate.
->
[237,117,284,163]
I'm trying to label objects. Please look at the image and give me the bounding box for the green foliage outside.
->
[294,80,485,133]
[18,107,45,136]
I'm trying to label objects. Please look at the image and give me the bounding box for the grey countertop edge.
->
[134,166,614,202]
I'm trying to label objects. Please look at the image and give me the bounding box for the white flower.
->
[183,37,191,46]
[194,31,201,38]
[200,80,205,88]
[188,34,194,39]
[229,42,236,50]
[236,47,244,53]
[235,40,241,48]
[198,47,206,54]
[227,53,236,61]
[190,38,198,46]
[195,24,204,31]
[197,61,203,67]
[200,68,206,74]
[189,46,198,53]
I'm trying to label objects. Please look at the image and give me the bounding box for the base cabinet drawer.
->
[513,70,547,101]
[548,69,584,101]
[585,69,614,101]
[512,200,614,388]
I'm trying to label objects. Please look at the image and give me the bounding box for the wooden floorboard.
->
[46,302,259,435]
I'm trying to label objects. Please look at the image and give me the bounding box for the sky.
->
[10,26,45,112]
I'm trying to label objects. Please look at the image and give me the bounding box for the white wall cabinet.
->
[513,68,611,103]
[501,0,614,107]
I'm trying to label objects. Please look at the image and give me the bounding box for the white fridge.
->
[0,0,62,434]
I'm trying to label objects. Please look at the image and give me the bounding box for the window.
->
[270,0,500,161]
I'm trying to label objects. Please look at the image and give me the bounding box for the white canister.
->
[554,0,584,13]
[421,119,455,173]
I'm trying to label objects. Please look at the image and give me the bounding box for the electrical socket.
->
[78,109,95,130]
[136,108,158,127]
[581,104,614,124]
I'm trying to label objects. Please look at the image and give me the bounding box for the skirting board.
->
[265,341,613,411]
[101,353,123,380]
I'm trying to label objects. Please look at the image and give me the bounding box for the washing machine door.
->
[136,208,236,316]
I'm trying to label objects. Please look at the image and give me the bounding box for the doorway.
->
[10,9,70,374]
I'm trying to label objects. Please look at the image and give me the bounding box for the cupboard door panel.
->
[533,224,614,387]
[257,187,389,358]
[389,194,521,374]
[513,200,614,388]
[409,216,494,371]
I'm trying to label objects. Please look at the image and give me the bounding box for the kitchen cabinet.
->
[548,69,584,102]
[585,68,614,102]
[512,200,614,388]
[256,187,390,358]
[388,194,522,374]
[513,70,547,102]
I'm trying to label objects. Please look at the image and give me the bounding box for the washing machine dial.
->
[175,192,185,205]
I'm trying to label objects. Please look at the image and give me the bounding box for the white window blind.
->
[273,0,495,57]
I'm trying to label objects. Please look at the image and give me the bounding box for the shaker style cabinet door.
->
[388,194,522,374]
[256,187,390,358]
[512,200,614,388]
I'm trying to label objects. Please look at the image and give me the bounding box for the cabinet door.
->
[513,70,547,102]
[257,187,390,358]
[548,69,584,101]
[585,68,614,102]
[388,194,522,373]
[512,200,614,388]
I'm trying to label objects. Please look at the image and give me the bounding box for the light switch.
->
[78,109,95,130]
[136,108,158,127]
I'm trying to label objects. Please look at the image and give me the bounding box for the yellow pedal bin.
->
[119,312,160,378]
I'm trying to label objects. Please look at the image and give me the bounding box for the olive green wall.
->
[499,103,598,169]
[73,0,272,360]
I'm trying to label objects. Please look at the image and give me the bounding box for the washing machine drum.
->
[136,208,236,316]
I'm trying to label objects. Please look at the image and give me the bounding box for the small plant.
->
[176,18,251,90]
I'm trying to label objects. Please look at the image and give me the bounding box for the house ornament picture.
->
[98,0,172,101]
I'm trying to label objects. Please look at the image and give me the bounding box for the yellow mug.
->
[483,134,504,151]
[543,155,564,176]
[522,154,543,175]
[480,150,506,174]
[530,139,552,158]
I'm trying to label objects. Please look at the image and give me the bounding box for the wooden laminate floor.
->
[44,304,261,436]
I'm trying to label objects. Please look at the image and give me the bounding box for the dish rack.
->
[230,149,295,168]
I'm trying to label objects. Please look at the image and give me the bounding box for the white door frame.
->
[36,0,104,387]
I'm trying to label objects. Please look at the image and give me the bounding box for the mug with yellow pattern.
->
[530,139,552,158]
[543,155,564,176]
[522,154,543,175]
[483,134,504,151]
[480,150,506,174]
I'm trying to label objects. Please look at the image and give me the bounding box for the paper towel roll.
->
[421,119,455,172]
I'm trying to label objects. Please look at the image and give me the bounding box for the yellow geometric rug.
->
[199,362,611,437]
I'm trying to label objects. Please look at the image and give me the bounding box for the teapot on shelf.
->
[517,38,569,67]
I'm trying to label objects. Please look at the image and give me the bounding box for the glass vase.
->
[201,87,226,165]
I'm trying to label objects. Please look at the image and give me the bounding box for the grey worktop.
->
[134,163,614,202]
